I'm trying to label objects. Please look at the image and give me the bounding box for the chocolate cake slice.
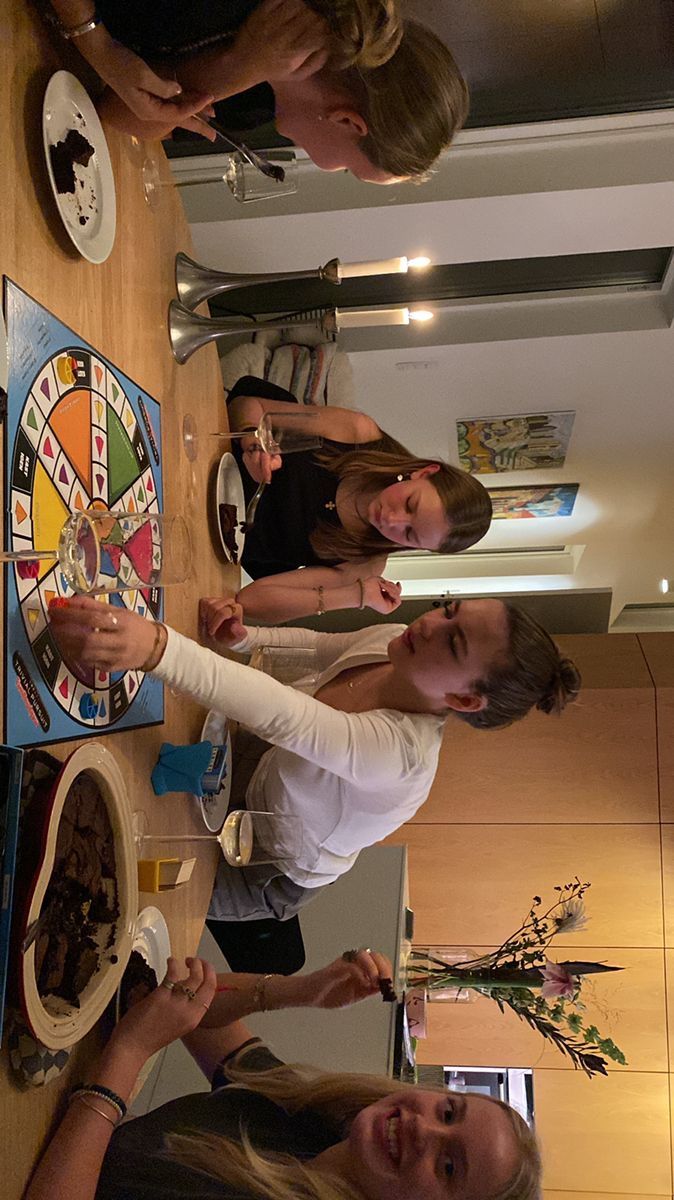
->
[49,128,95,195]
[218,502,240,563]
[119,950,158,1015]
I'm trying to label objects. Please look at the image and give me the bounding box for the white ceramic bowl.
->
[20,743,137,1050]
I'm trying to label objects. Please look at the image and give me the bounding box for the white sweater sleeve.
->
[231,623,388,677]
[153,628,423,787]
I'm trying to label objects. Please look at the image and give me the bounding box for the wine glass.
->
[182,408,322,463]
[1,511,191,592]
[133,809,302,867]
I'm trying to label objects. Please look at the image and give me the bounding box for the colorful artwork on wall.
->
[487,483,579,519]
[457,411,575,473]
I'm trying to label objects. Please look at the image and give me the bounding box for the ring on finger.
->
[182,986,197,1001]
[161,979,176,991]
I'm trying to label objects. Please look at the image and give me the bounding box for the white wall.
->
[185,116,674,618]
[349,330,674,616]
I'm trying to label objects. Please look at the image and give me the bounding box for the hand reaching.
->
[361,576,402,614]
[199,597,247,646]
[235,0,331,84]
[114,957,217,1061]
[48,595,158,671]
[302,949,395,1010]
[241,436,283,485]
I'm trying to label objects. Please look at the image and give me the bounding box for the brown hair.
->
[355,19,470,179]
[167,1058,542,1200]
[311,0,403,69]
[459,601,581,730]
[310,432,492,561]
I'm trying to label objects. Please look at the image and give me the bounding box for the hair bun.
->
[537,657,582,715]
[326,0,403,69]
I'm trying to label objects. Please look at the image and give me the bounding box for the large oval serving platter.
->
[20,743,137,1050]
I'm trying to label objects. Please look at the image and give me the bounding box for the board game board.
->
[3,279,165,747]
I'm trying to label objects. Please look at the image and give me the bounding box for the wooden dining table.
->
[1,6,238,1195]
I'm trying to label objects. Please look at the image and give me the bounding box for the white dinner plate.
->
[42,71,117,264]
[196,710,232,832]
[215,452,246,563]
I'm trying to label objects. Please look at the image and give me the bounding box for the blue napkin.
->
[151,741,214,797]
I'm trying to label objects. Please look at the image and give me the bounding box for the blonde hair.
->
[166,1060,542,1200]
[310,433,491,561]
[311,1,403,69]
[356,19,469,179]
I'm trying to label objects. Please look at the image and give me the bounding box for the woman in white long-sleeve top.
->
[48,594,580,920]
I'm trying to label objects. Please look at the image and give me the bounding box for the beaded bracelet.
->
[71,1082,127,1121]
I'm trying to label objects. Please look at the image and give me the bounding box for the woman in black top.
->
[217,377,492,624]
[25,950,542,1200]
[46,0,468,183]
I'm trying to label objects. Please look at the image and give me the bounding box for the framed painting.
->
[488,484,579,519]
[457,412,575,473]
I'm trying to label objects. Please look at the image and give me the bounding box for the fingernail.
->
[172,84,183,96]
[48,597,70,610]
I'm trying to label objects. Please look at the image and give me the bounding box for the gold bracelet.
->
[315,586,325,616]
[141,622,167,673]
[252,973,275,1012]
[357,578,365,610]
[73,1094,119,1127]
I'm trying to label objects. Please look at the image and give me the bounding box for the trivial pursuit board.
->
[3,279,165,747]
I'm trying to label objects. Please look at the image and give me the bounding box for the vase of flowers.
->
[406,878,626,1078]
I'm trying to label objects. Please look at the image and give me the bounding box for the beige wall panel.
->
[666,951,674,1069]
[544,1193,666,1200]
[638,634,674,688]
[415,947,667,1073]
[535,1070,671,1194]
[663,826,674,948]
[385,824,663,947]
[656,690,674,822]
[418,687,657,825]
[556,634,652,690]
[662,825,671,945]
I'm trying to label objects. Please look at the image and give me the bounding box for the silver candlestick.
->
[168,302,338,365]
[174,252,341,311]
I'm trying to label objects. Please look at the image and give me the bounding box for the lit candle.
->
[334,307,410,328]
[338,257,408,279]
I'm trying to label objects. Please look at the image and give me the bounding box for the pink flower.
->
[541,960,578,1000]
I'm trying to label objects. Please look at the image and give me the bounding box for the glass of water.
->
[224,150,298,203]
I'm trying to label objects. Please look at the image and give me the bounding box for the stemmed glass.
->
[182,409,322,463]
[1,511,191,592]
[133,809,302,867]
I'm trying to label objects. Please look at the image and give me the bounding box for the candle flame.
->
[407,256,431,270]
[409,309,434,322]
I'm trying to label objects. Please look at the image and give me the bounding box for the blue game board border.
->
[2,277,166,748]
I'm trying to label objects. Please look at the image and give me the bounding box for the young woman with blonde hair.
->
[46,0,468,182]
[24,949,543,1200]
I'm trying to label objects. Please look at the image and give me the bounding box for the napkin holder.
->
[138,856,196,893]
